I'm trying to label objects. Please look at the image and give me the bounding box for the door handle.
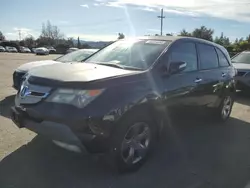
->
[222,73,226,77]
[194,78,202,83]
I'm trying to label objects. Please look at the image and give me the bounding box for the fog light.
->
[88,120,104,135]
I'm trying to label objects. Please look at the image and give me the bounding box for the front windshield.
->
[232,52,250,64]
[85,39,171,70]
[55,50,96,63]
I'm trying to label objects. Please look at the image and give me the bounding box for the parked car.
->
[5,46,18,53]
[35,47,49,55]
[20,46,31,53]
[47,46,56,54]
[232,51,250,91]
[66,47,79,54]
[31,48,37,53]
[0,46,5,52]
[11,36,236,172]
[12,49,98,90]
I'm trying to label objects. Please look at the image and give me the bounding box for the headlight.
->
[46,89,105,108]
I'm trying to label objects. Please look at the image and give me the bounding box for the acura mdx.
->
[11,36,236,171]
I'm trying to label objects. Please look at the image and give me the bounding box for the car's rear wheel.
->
[111,113,156,172]
[213,94,234,121]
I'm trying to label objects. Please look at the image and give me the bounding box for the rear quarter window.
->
[215,48,230,67]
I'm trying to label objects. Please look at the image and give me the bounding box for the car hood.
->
[28,63,141,87]
[16,60,60,72]
[232,63,250,70]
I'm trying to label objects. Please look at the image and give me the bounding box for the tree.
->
[246,34,250,43]
[23,35,35,48]
[0,31,5,41]
[118,33,125,39]
[214,32,230,46]
[239,37,244,43]
[82,43,91,49]
[192,26,214,41]
[38,20,64,46]
[67,37,74,47]
[179,29,191,37]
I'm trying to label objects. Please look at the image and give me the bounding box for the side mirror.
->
[168,61,187,74]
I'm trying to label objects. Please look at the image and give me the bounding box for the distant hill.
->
[72,39,113,49]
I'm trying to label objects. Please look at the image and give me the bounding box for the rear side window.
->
[198,43,219,70]
[216,48,229,67]
[170,42,198,72]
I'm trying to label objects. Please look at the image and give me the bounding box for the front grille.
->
[13,71,26,90]
[17,82,51,104]
[237,71,247,77]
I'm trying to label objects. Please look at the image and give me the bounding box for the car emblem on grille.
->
[20,86,31,98]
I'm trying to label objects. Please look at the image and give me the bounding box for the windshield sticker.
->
[145,40,166,45]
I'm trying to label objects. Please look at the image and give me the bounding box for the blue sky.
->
[1,0,250,41]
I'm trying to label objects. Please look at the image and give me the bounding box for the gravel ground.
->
[1,53,250,188]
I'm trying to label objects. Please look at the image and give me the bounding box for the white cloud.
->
[58,20,69,24]
[80,4,89,8]
[147,29,160,32]
[105,2,124,8]
[140,7,156,12]
[13,27,31,32]
[93,3,100,6]
[67,34,118,41]
[6,32,16,36]
[5,27,39,40]
[97,0,250,22]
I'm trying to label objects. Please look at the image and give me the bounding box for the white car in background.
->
[20,46,31,53]
[47,46,56,54]
[5,46,18,53]
[35,47,49,55]
[0,46,5,52]
[32,48,37,53]
[13,49,99,90]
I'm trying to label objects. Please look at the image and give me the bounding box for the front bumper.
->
[11,105,113,153]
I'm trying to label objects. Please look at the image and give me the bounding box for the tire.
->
[212,94,234,122]
[110,112,157,172]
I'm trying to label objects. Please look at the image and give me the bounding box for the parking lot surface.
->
[1,53,250,188]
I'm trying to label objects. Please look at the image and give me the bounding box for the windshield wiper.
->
[97,62,143,71]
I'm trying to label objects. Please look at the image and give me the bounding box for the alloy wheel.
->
[121,122,151,165]
[221,96,232,119]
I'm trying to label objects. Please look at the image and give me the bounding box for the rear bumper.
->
[10,106,112,153]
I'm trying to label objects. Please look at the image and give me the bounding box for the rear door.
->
[196,43,221,107]
[215,47,233,97]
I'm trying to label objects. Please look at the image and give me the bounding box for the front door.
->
[160,41,203,112]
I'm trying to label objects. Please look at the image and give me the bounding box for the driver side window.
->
[170,42,198,72]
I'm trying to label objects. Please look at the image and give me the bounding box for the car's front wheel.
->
[111,113,156,172]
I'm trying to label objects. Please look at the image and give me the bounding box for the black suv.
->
[11,36,236,171]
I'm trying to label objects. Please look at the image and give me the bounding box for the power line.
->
[157,9,165,36]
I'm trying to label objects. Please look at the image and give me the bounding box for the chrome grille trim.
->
[16,81,52,105]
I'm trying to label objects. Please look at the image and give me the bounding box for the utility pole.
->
[157,9,165,36]
[18,30,22,41]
